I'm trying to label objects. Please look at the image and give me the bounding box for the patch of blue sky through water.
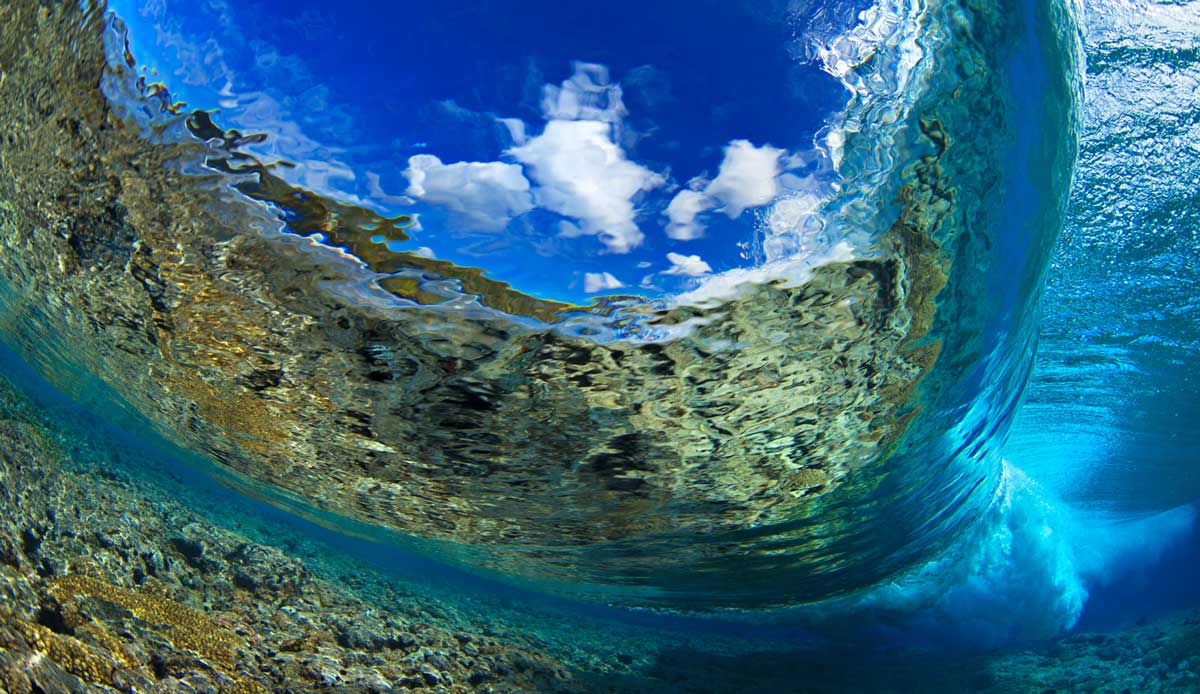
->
[107,0,866,306]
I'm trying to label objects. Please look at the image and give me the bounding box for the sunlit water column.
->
[1009,0,1200,514]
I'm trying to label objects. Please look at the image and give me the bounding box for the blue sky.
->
[110,0,858,304]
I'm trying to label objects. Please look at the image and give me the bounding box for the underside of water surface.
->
[0,0,1197,692]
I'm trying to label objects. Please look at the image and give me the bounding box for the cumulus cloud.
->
[664,252,713,277]
[490,63,665,253]
[583,271,626,293]
[406,63,798,254]
[541,62,626,125]
[496,117,528,146]
[402,63,748,253]
[509,119,664,253]
[665,189,712,241]
[403,154,534,232]
[660,140,786,240]
[705,139,785,217]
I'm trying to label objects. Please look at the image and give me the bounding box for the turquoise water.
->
[0,0,1198,690]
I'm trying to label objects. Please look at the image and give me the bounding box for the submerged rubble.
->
[0,377,573,694]
[1,373,1199,693]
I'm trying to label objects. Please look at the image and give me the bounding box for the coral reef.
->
[50,575,239,671]
[2,370,1200,693]
[0,376,572,693]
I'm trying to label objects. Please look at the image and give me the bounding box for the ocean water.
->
[0,0,1197,692]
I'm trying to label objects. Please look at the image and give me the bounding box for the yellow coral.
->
[50,575,238,669]
[7,619,115,684]
[48,575,273,693]
[226,678,270,694]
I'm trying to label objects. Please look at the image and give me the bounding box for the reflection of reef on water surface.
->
[187,111,582,324]
[0,0,1076,608]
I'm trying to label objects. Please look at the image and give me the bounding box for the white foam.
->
[829,464,1088,648]
[798,462,1198,649]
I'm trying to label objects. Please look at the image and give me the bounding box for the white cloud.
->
[491,63,664,254]
[403,154,534,232]
[664,189,712,240]
[584,272,625,293]
[509,120,664,253]
[496,117,528,145]
[365,171,415,206]
[659,140,786,240]
[664,252,713,276]
[557,219,585,237]
[541,62,626,125]
[705,139,785,218]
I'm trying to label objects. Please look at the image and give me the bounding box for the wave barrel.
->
[0,0,1082,609]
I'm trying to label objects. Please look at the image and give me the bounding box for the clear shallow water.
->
[0,0,1196,677]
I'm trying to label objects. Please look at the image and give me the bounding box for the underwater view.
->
[0,0,1197,691]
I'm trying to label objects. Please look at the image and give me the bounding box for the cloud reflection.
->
[583,271,626,293]
[403,155,533,232]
